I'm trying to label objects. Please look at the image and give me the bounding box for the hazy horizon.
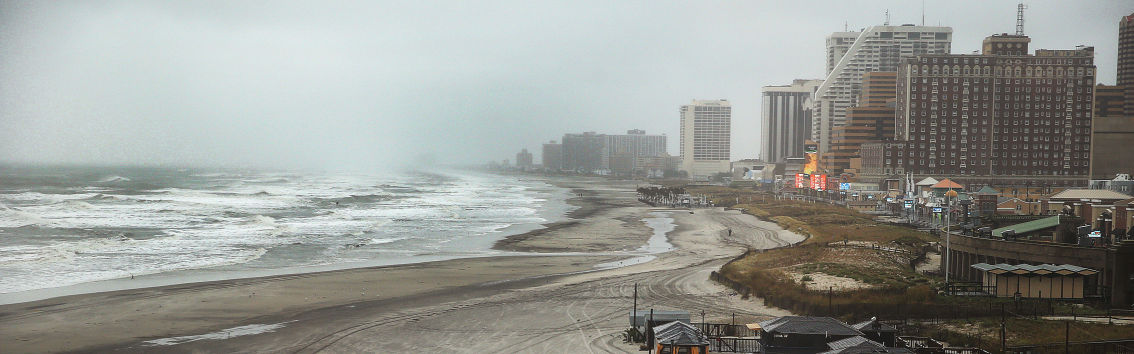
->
[2,1,1129,172]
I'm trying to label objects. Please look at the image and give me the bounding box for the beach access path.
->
[0,177,803,353]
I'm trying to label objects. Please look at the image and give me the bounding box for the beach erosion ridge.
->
[0,174,805,353]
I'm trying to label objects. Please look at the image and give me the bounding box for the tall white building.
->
[810,24,952,153]
[761,79,823,163]
[680,99,731,179]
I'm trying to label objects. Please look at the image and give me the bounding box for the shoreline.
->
[0,173,580,306]
[0,176,804,353]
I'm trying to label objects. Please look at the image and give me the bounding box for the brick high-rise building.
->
[1119,13,1134,87]
[891,33,1097,187]
[826,72,897,175]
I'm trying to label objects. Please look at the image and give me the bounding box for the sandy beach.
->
[0,176,803,353]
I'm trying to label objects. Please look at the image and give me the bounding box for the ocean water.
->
[0,165,570,296]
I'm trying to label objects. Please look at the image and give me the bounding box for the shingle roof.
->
[651,320,708,346]
[759,316,863,336]
[1048,189,1133,201]
[990,215,1061,236]
[852,319,897,333]
[821,346,915,354]
[971,263,1098,276]
[828,336,882,350]
[931,178,964,189]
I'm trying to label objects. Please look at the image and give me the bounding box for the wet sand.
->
[0,176,803,353]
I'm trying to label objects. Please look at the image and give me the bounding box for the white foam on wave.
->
[0,170,566,295]
[368,236,409,245]
[0,207,53,227]
[98,175,131,183]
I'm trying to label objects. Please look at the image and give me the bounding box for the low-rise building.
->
[972,263,1099,299]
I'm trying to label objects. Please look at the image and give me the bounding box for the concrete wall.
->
[1090,116,1134,180]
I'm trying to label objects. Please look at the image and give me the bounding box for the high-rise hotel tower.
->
[811,25,952,153]
[680,99,731,179]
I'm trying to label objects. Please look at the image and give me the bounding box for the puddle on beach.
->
[636,211,676,253]
[594,211,674,270]
[142,321,296,346]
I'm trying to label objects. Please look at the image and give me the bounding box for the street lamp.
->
[944,189,958,285]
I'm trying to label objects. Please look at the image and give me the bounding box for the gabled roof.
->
[971,263,1098,276]
[828,336,882,350]
[852,319,897,333]
[915,177,939,186]
[977,186,999,195]
[652,320,708,346]
[759,316,863,336]
[991,215,1061,236]
[1048,189,1133,201]
[931,178,964,189]
[821,345,915,354]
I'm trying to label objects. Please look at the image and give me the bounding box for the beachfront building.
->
[515,149,533,170]
[761,79,823,163]
[542,140,562,171]
[971,263,1099,299]
[826,71,897,175]
[890,33,1097,187]
[649,321,709,354]
[680,99,731,180]
[606,129,667,176]
[755,316,864,352]
[561,132,608,173]
[811,24,953,154]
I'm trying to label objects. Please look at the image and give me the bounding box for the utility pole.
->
[633,283,638,333]
[1065,321,1070,354]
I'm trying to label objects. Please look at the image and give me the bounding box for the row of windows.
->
[910,64,1093,77]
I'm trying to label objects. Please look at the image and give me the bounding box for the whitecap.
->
[98,175,131,183]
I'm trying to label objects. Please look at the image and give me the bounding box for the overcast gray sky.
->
[1,1,1129,171]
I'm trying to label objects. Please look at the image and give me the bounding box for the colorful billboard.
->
[810,174,826,191]
[795,173,805,188]
[803,143,819,175]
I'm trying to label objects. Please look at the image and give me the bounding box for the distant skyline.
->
[1,1,1129,171]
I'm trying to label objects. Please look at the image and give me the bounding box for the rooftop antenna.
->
[844,21,848,32]
[884,9,890,26]
[921,0,925,26]
[1015,2,1027,35]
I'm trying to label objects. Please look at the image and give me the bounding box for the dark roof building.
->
[758,316,863,352]
[821,336,914,354]
[851,318,898,347]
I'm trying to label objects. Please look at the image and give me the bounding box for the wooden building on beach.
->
[649,320,709,354]
[971,263,1099,299]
